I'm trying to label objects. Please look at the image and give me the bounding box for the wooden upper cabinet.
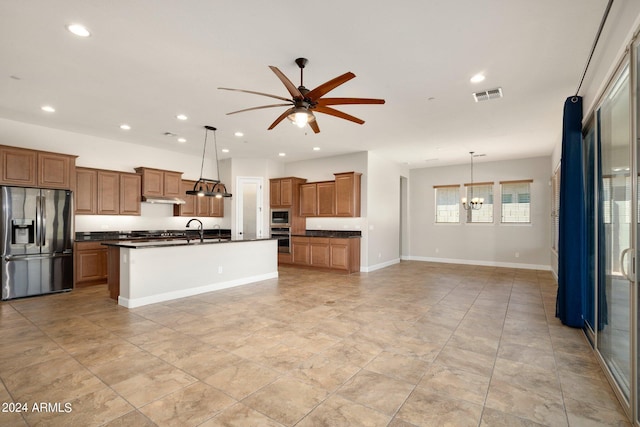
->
[209,196,224,217]
[270,179,282,207]
[299,183,317,217]
[97,170,119,215]
[0,145,75,189]
[75,168,97,214]
[196,194,210,216]
[38,152,74,189]
[135,167,183,198]
[334,172,362,217]
[119,173,141,215]
[270,177,306,208]
[317,181,336,217]
[175,180,197,216]
[0,146,37,186]
[163,171,182,198]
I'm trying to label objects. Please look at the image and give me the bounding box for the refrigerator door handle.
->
[40,195,46,247]
[5,253,72,262]
[35,195,42,247]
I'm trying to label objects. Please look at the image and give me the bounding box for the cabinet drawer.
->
[76,241,106,251]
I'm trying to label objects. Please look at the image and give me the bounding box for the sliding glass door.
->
[596,61,633,415]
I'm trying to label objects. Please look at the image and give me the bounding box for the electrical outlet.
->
[218,266,223,274]
[435,248,439,253]
[515,252,519,258]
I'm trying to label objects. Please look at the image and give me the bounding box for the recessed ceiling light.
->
[313,147,320,151]
[470,73,486,83]
[222,148,229,153]
[176,114,188,121]
[234,131,244,137]
[119,124,131,130]
[278,153,286,157]
[41,105,55,113]
[66,24,91,37]
[177,138,186,143]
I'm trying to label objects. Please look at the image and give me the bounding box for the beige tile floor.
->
[0,261,631,426]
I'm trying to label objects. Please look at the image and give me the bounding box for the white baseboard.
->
[119,272,279,308]
[360,258,401,273]
[404,256,551,271]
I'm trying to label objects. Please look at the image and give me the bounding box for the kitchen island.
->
[103,236,277,308]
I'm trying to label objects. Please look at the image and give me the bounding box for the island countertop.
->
[102,235,276,249]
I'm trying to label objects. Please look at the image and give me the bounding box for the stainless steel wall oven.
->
[270,227,291,253]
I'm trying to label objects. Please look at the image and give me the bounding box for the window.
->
[501,180,532,223]
[465,182,493,223]
[434,185,460,223]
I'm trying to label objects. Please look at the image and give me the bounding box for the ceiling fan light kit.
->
[219,57,385,133]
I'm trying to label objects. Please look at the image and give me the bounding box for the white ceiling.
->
[0,1,606,168]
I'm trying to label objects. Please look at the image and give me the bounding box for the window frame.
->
[500,179,533,224]
[464,181,494,223]
[434,184,461,224]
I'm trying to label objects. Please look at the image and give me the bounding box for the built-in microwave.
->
[270,209,290,226]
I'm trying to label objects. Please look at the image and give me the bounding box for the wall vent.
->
[473,87,503,102]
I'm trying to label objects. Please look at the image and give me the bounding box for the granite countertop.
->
[292,230,362,238]
[102,234,277,249]
[75,229,231,242]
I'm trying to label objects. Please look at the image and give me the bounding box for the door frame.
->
[234,176,264,238]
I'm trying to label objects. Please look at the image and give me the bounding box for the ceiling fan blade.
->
[309,119,320,134]
[269,66,303,99]
[268,107,295,130]
[218,87,292,102]
[316,97,385,106]
[306,72,356,101]
[226,104,292,115]
[314,106,365,125]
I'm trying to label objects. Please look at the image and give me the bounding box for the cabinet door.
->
[75,168,97,214]
[97,171,120,215]
[0,146,37,186]
[210,196,224,217]
[310,238,330,267]
[163,171,182,197]
[317,181,336,217]
[291,237,310,264]
[299,183,317,216]
[196,194,210,216]
[335,172,361,217]
[119,173,141,215]
[140,168,163,196]
[280,178,293,206]
[330,239,350,270]
[175,180,196,216]
[38,152,72,189]
[75,242,108,286]
[270,179,282,207]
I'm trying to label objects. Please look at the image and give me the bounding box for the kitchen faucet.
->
[186,218,204,243]
[213,223,221,238]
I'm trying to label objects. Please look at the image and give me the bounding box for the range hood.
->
[142,195,186,205]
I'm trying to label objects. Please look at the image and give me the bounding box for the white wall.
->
[1,117,231,231]
[409,156,551,269]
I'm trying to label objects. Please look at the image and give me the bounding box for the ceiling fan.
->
[218,58,385,133]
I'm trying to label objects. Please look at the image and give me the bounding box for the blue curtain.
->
[556,96,587,328]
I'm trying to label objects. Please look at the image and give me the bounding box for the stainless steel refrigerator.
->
[1,186,73,300]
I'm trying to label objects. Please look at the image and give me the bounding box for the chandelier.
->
[462,151,483,210]
[186,126,232,198]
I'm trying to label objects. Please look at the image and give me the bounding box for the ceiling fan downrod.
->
[295,57,308,91]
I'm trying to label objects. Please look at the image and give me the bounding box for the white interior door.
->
[235,177,264,238]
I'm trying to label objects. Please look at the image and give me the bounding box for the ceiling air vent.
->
[473,87,503,102]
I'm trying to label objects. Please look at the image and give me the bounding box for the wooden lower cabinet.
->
[310,238,330,267]
[291,236,310,264]
[75,241,108,287]
[288,236,360,273]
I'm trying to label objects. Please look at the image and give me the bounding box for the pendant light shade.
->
[186,126,232,198]
[287,106,315,128]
